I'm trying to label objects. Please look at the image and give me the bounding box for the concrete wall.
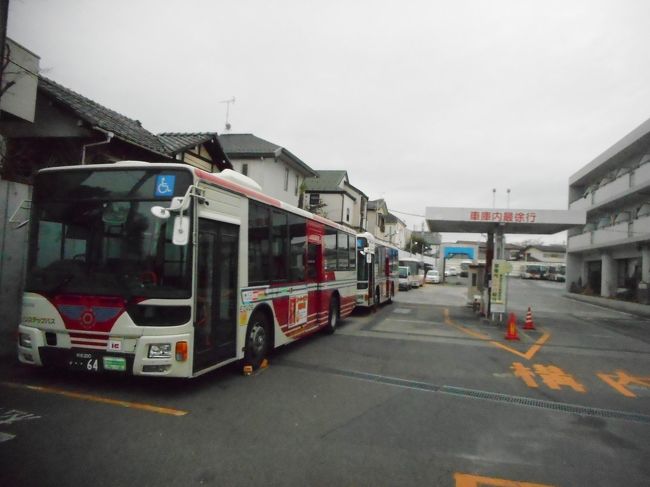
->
[0,179,31,355]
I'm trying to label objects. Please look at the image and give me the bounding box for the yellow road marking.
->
[443,309,490,340]
[490,332,550,360]
[455,472,556,486]
[443,308,550,361]
[2,382,188,417]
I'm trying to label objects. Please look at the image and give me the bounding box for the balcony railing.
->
[593,174,631,204]
[568,215,650,250]
[569,161,650,211]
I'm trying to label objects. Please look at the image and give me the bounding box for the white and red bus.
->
[355,232,399,307]
[17,161,357,378]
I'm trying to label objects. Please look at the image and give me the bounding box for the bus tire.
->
[244,311,271,369]
[324,295,339,335]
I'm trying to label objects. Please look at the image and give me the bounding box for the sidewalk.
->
[564,292,650,319]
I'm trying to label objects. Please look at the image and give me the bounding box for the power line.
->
[388,208,426,218]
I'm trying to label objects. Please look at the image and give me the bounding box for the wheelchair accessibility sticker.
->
[155,175,176,197]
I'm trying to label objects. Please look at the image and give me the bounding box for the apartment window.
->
[242,163,248,176]
[346,208,350,222]
[294,175,299,196]
[284,168,289,191]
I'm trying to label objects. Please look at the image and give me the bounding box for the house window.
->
[284,168,289,191]
[242,163,248,176]
[309,193,320,209]
[346,208,350,222]
[294,175,299,196]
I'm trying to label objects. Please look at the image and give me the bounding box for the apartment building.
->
[566,117,650,302]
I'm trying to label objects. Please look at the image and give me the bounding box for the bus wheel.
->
[244,311,270,369]
[324,296,339,335]
[374,286,381,307]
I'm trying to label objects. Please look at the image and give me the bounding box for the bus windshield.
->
[26,168,194,299]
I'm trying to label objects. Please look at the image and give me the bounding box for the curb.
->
[563,293,650,319]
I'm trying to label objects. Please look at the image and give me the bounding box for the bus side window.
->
[271,209,288,282]
[307,242,318,280]
[289,214,306,282]
[337,232,349,270]
[248,201,270,284]
[324,227,337,272]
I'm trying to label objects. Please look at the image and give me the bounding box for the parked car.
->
[398,266,411,291]
[425,269,440,284]
[444,267,458,277]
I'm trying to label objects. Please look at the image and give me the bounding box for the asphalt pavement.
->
[1,278,649,487]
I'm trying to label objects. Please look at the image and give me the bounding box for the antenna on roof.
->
[219,97,236,132]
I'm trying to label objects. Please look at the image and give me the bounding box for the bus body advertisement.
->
[355,232,399,307]
[17,162,357,378]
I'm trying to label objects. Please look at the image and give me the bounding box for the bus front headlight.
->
[148,343,172,359]
[19,333,32,349]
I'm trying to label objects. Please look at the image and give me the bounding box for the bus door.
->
[385,252,391,297]
[306,221,324,322]
[367,253,375,303]
[194,218,239,372]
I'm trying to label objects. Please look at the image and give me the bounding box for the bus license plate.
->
[70,352,101,372]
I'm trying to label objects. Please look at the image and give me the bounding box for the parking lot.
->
[1,278,649,487]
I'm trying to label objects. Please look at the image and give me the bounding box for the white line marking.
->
[393,308,412,314]
[0,431,16,442]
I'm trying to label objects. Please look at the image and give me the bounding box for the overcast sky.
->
[8,0,650,244]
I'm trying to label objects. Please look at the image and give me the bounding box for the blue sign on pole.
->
[443,246,475,259]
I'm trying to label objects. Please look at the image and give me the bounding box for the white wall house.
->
[219,134,316,207]
[523,244,566,263]
[303,170,368,231]
[385,212,407,249]
[367,199,389,241]
[566,116,650,302]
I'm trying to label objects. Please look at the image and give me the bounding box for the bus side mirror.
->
[172,215,190,246]
[151,206,171,219]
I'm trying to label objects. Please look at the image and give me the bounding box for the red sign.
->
[469,211,537,223]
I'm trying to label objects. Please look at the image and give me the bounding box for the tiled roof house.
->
[303,170,368,231]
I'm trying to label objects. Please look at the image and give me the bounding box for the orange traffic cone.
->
[523,307,536,330]
[505,313,520,340]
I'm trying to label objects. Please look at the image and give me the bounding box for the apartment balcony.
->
[634,214,650,235]
[592,174,631,205]
[593,221,630,245]
[569,160,650,212]
[568,215,650,252]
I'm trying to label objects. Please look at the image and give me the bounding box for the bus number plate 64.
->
[70,352,100,372]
